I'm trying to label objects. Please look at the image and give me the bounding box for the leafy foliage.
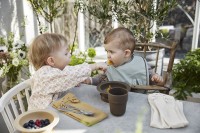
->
[69,46,98,76]
[69,46,96,66]
[172,49,200,100]
[75,0,177,43]
[87,48,96,58]
[27,0,67,33]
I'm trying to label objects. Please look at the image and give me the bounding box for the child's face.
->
[51,45,71,70]
[104,41,130,67]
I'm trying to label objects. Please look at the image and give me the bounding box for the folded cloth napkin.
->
[52,93,108,126]
[148,93,189,129]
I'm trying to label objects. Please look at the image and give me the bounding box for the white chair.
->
[0,79,32,133]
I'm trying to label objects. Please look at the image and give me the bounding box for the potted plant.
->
[0,32,29,93]
[172,48,200,100]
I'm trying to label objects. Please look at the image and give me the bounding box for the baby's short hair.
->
[104,27,136,53]
[28,33,68,70]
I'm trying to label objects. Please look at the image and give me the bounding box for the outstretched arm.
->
[82,73,108,86]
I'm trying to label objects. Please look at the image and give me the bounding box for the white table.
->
[50,84,200,133]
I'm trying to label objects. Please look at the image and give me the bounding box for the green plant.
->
[172,49,200,100]
[0,32,29,84]
[27,0,67,33]
[69,46,96,66]
[75,0,177,43]
[69,46,98,76]
[156,29,170,39]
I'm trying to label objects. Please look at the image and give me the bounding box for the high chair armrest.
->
[130,85,170,92]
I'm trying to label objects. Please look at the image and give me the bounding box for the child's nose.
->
[107,52,111,58]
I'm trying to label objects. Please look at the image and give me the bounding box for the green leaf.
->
[173,48,200,100]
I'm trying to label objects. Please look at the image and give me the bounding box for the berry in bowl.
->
[14,109,59,133]
[22,119,50,129]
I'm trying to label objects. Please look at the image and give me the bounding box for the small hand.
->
[82,78,91,85]
[75,83,81,87]
[151,73,163,83]
[96,62,107,72]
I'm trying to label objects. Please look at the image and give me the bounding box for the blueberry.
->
[28,120,34,124]
[44,119,50,126]
[23,123,29,128]
[40,120,45,126]
[45,119,50,122]
[30,123,36,128]
[28,123,32,127]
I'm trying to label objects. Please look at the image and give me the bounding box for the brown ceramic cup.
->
[108,87,128,116]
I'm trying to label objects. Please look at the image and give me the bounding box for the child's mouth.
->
[107,60,113,65]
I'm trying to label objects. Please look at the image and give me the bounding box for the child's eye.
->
[105,50,113,54]
[109,51,113,54]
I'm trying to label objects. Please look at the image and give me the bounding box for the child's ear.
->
[46,56,55,67]
[124,49,131,57]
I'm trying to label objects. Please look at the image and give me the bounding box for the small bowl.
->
[14,109,59,133]
[97,81,131,103]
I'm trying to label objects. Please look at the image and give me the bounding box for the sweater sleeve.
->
[33,63,91,94]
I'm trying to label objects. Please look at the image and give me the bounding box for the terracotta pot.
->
[108,87,128,116]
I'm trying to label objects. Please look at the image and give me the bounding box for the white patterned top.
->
[28,63,91,110]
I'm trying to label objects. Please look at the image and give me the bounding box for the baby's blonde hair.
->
[28,33,68,70]
[104,27,136,54]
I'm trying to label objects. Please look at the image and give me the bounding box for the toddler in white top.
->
[28,33,107,110]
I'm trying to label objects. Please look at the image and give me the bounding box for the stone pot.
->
[108,87,128,116]
[97,81,131,103]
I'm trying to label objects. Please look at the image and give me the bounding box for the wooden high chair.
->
[131,41,177,94]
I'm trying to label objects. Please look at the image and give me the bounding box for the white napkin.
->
[148,93,189,128]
